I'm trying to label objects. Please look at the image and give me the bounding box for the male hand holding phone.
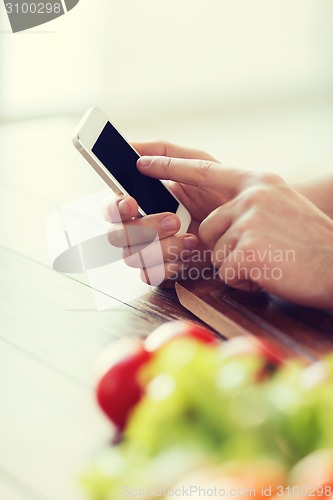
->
[74,108,333,307]
[104,143,333,309]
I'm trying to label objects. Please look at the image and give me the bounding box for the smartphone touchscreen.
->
[91,122,179,215]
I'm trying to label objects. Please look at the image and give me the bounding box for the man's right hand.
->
[104,140,333,308]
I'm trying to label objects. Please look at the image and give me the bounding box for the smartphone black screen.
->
[92,122,179,215]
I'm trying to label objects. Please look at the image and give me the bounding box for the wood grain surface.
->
[0,118,201,500]
[176,276,333,360]
[1,117,333,499]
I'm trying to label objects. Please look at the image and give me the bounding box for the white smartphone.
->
[72,107,191,233]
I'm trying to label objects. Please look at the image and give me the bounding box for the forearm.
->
[293,170,333,219]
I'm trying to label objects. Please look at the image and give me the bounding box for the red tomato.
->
[258,340,285,366]
[252,339,287,381]
[222,336,285,364]
[96,339,151,430]
[144,320,219,352]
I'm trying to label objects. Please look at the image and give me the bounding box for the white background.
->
[0,1,332,118]
[1,0,333,178]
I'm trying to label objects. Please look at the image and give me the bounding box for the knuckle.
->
[211,247,226,269]
[140,264,167,286]
[239,185,272,210]
[122,246,130,259]
[140,224,159,244]
[198,219,210,244]
[148,139,170,154]
[212,235,238,267]
[166,261,186,280]
[246,171,284,187]
[198,148,214,161]
[124,223,157,246]
[122,247,140,268]
[161,140,171,152]
[107,225,124,247]
[166,241,181,262]
[235,211,262,232]
[139,247,156,268]
[258,172,284,185]
[159,156,173,178]
[195,160,216,184]
[237,234,261,258]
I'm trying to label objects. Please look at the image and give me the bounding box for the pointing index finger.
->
[137,156,244,197]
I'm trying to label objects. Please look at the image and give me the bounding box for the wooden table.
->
[1,244,200,500]
[0,118,205,500]
[1,117,333,500]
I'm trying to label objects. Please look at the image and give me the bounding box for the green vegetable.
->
[83,337,333,500]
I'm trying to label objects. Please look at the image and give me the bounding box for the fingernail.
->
[138,156,151,168]
[184,236,199,251]
[160,215,178,231]
[118,199,130,216]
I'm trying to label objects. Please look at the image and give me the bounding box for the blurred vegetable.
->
[96,338,151,430]
[144,320,219,352]
[86,322,333,500]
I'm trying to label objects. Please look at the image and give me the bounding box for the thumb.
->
[137,156,244,197]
